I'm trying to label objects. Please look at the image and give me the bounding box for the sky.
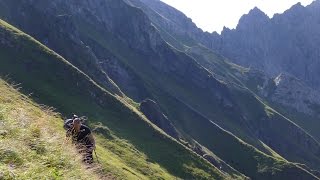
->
[160,0,315,33]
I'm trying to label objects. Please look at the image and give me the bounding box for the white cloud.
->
[160,0,314,33]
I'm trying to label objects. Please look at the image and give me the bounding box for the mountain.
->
[134,0,320,91]
[126,0,320,170]
[132,0,320,94]
[1,0,320,179]
[207,1,320,145]
[212,1,320,90]
[0,18,226,179]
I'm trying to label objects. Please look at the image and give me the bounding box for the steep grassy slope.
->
[0,78,179,180]
[0,79,102,179]
[0,19,229,179]
[0,77,181,180]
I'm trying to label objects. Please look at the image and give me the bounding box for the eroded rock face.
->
[271,73,320,117]
[254,72,320,117]
[137,0,320,91]
[214,2,320,90]
[140,99,179,139]
[0,0,125,96]
[126,0,206,47]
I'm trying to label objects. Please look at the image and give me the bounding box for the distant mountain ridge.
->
[212,1,320,90]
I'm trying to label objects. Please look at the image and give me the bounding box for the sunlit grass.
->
[0,79,178,180]
[0,79,100,180]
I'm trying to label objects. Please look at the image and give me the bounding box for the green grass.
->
[0,78,176,180]
[0,79,101,180]
[0,19,227,179]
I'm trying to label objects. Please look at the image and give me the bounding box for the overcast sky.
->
[160,0,314,33]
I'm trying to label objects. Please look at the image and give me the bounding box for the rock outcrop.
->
[140,99,179,138]
[237,68,320,118]
[272,73,320,116]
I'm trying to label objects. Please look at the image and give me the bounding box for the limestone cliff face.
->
[0,0,126,96]
[214,2,320,89]
[0,0,170,100]
[238,68,320,118]
[125,0,213,48]
[271,73,320,117]
[138,0,320,91]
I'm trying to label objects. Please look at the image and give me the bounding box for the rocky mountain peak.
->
[236,7,269,30]
[309,0,320,7]
[307,0,320,12]
[221,26,232,33]
[250,7,266,15]
[292,2,303,8]
[278,1,307,21]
